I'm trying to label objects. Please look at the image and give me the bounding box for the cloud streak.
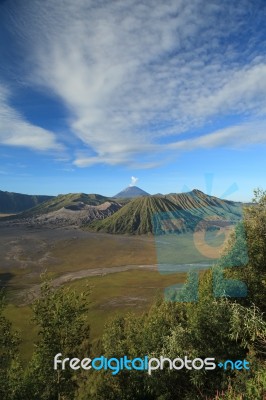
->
[169,120,266,151]
[0,85,63,151]
[2,0,266,165]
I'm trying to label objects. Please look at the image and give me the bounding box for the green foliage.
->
[23,279,91,400]
[242,188,266,311]
[1,188,266,399]
[79,189,266,399]
[245,188,266,267]
[213,188,266,311]
[218,222,249,269]
[168,270,199,302]
[0,291,23,400]
[78,292,265,399]
[214,360,266,400]
[228,303,266,350]
[81,293,265,399]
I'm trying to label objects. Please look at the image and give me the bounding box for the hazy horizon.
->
[0,181,254,203]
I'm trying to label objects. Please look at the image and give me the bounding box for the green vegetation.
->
[0,190,53,214]
[24,281,91,400]
[87,191,242,235]
[65,269,188,342]
[5,269,188,361]
[3,304,36,361]
[78,190,266,399]
[87,196,183,234]
[0,291,22,400]
[0,189,265,399]
[87,196,204,235]
[77,299,265,400]
[166,189,242,219]
[1,280,91,400]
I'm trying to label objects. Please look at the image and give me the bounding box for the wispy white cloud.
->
[3,0,266,165]
[0,85,63,151]
[169,121,266,150]
[185,63,266,119]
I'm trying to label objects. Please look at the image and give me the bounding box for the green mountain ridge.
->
[87,196,183,234]
[1,188,243,234]
[86,190,243,235]
[9,192,111,219]
[165,189,242,219]
[0,190,53,214]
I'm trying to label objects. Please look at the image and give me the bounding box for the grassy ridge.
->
[0,190,53,213]
[86,191,242,235]
[87,196,186,234]
[6,192,111,219]
[166,189,242,218]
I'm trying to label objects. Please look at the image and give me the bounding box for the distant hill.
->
[2,192,123,227]
[113,186,150,198]
[87,190,243,235]
[165,189,242,220]
[1,188,244,233]
[0,190,53,214]
[31,201,122,227]
[10,193,111,218]
[87,196,200,234]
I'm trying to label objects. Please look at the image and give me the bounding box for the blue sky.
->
[0,0,266,201]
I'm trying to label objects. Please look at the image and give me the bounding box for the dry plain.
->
[0,219,219,359]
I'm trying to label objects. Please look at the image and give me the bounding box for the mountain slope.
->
[0,190,53,213]
[87,191,243,235]
[87,196,202,234]
[33,201,122,227]
[166,189,242,220]
[13,193,109,218]
[113,186,150,198]
[3,192,122,227]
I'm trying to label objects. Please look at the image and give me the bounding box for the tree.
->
[78,187,266,399]
[0,290,23,400]
[242,189,266,311]
[24,279,91,400]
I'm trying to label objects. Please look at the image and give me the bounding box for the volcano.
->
[113,186,150,198]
